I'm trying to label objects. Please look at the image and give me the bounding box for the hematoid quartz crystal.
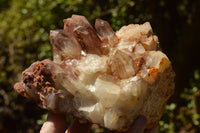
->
[14,15,175,132]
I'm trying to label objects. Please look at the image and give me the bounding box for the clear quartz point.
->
[50,30,81,63]
[95,19,118,47]
[64,15,102,55]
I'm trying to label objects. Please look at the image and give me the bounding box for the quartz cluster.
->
[14,15,175,132]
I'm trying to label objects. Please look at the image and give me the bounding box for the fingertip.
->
[128,115,147,133]
[137,115,147,123]
[40,112,67,133]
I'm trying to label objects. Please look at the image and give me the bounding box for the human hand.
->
[40,113,159,133]
[127,115,159,133]
[40,112,91,133]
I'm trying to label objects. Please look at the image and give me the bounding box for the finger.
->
[128,115,147,133]
[144,123,160,133]
[40,112,67,133]
[106,130,118,133]
[65,119,92,133]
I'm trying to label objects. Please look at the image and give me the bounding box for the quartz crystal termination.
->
[14,15,175,132]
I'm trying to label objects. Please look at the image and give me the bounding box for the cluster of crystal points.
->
[14,15,175,132]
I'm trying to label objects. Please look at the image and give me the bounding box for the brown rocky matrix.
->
[14,15,175,132]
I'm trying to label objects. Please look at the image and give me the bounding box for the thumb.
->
[40,112,67,133]
[128,115,147,133]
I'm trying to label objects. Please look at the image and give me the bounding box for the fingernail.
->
[128,115,147,133]
[136,115,147,124]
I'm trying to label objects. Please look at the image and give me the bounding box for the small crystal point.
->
[95,19,118,46]
[50,30,62,45]
[64,15,102,55]
[73,26,102,55]
[63,15,90,32]
[50,30,82,63]
[110,50,136,79]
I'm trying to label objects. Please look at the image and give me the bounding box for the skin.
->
[40,113,159,133]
